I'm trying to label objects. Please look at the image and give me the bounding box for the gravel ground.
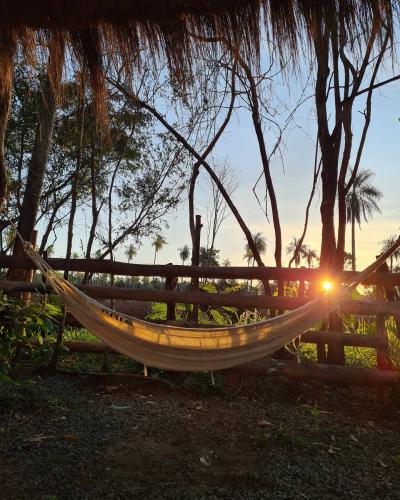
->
[1,372,400,499]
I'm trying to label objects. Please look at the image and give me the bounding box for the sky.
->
[49,51,400,271]
[122,70,400,270]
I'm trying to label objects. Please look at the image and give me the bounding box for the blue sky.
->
[127,75,400,270]
[49,56,400,271]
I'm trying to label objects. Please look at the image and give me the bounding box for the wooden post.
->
[165,263,177,321]
[41,249,48,304]
[21,230,37,305]
[376,285,391,370]
[190,215,202,322]
[49,242,70,372]
[309,278,327,364]
[103,259,115,374]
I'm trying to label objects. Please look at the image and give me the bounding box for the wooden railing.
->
[1,255,400,385]
[1,254,399,285]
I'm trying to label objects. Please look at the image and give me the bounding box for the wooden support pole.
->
[190,215,202,322]
[41,249,48,304]
[165,264,177,321]
[21,230,37,305]
[376,285,391,370]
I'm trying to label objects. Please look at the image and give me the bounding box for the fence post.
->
[41,249,48,304]
[190,215,202,322]
[165,263,177,321]
[376,284,390,370]
[309,278,327,363]
[21,229,37,305]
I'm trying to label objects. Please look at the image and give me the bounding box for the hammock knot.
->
[23,241,34,252]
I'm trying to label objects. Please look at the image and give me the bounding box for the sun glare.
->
[322,280,332,292]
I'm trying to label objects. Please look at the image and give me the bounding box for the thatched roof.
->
[0,0,395,117]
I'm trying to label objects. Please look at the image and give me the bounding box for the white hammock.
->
[22,237,400,371]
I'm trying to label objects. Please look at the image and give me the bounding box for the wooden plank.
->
[1,255,400,285]
[301,330,388,349]
[375,286,391,370]
[18,340,399,386]
[229,360,399,387]
[3,280,400,316]
[190,214,202,322]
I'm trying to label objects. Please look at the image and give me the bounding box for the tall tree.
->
[303,246,319,269]
[311,9,390,270]
[152,235,167,265]
[244,232,266,290]
[9,34,64,280]
[380,236,400,272]
[0,31,16,212]
[125,243,137,263]
[206,162,237,252]
[286,237,307,268]
[179,245,190,265]
[346,169,382,271]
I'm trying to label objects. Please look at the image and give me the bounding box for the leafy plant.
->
[0,296,60,373]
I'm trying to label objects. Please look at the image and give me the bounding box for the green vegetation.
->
[0,296,60,373]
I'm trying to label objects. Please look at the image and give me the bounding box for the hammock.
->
[21,237,400,372]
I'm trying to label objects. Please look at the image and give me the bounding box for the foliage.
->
[0,296,60,373]
[380,235,400,272]
[124,243,137,263]
[345,169,382,227]
[286,237,306,267]
[178,245,190,265]
[200,247,220,267]
[244,232,266,265]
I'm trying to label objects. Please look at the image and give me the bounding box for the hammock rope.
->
[5,218,400,371]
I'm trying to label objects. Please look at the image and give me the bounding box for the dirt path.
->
[1,373,400,499]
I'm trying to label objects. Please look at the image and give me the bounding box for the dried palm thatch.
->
[0,0,394,209]
[0,1,395,116]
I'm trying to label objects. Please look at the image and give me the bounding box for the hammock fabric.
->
[22,237,400,371]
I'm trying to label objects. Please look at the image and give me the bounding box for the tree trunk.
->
[0,32,16,211]
[8,73,58,281]
[336,176,347,271]
[65,88,85,279]
[351,213,356,271]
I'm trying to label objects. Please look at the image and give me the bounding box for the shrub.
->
[0,296,60,373]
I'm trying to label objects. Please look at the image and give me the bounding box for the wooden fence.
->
[1,254,400,386]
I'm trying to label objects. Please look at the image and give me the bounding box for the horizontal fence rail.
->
[1,255,400,285]
[2,279,400,316]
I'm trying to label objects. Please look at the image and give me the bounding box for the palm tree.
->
[303,246,318,268]
[152,235,167,265]
[125,243,137,263]
[46,245,55,257]
[380,235,400,272]
[178,245,190,265]
[346,169,382,271]
[243,232,266,290]
[286,236,306,267]
[178,244,190,285]
[343,251,353,270]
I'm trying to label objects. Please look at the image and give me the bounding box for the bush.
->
[0,296,60,373]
